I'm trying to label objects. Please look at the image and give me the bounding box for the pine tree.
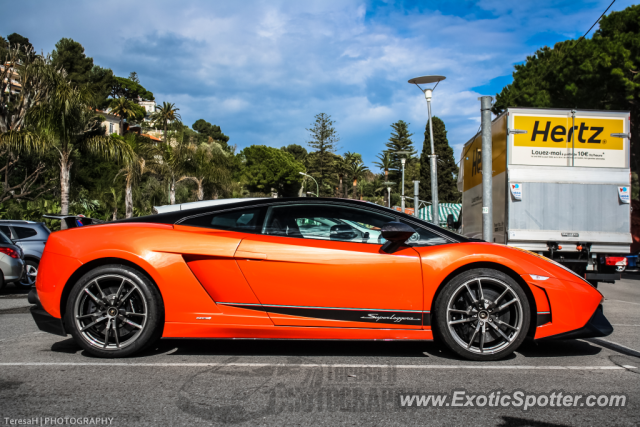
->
[384,120,417,200]
[306,113,339,196]
[420,116,460,203]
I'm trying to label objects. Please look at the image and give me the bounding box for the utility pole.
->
[480,96,493,242]
[413,181,420,218]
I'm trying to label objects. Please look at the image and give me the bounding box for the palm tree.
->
[29,75,134,216]
[150,102,181,145]
[179,142,230,201]
[109,97,137,135]
[116,133,158,218]
[334,156,349,198]
[373,152,392,206]
[0,45,55,201]
[347,155,368,200]
[156,134,191,205]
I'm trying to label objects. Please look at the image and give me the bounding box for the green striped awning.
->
[419,203,461,226]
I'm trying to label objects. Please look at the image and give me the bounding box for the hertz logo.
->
[513,116,624,151]
[531,121,604,144]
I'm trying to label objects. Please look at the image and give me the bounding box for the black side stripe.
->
[220,303,429,326]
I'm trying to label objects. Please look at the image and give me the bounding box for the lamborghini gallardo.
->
[29,198,612,360]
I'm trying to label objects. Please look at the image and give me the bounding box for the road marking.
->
[605,299,640,306]
[0,362,626,370]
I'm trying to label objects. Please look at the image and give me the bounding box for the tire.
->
[65,264,164,358]
[16,259,38,288]
[434,268,530,361]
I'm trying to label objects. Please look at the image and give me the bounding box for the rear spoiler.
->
[42,214,106,229]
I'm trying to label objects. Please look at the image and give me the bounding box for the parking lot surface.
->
[1,280,638,426]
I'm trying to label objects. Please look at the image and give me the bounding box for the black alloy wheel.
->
[434,268,530,361]
[65,264,164,358]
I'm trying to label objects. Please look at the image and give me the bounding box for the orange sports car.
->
[29,198,612,360]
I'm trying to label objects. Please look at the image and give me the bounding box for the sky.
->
[2,0,636,168]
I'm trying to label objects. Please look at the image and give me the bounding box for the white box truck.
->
[457,107,632,285]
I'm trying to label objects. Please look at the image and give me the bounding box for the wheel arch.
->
[430,261,538,338]
[59,257,163,323]
[23,255,41,264]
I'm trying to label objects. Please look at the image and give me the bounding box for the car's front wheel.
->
[434,268,530,361]
[65,264,164,358]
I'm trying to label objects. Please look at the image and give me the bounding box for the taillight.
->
[604,256,627,266]
[0,247,20,259]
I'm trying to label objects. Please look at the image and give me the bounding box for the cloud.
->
[3,0,637,166]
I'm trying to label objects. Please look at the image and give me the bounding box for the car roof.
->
[115,197,470,243]
[0,220,42,224]
[152,198,267,214]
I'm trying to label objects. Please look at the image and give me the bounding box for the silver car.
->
[0,230,24,289]
[0,220,50,288]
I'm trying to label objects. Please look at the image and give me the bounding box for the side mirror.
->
[447,214,455,228]
[380,221,416,253]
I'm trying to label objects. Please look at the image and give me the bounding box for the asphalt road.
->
[0,279,639,427]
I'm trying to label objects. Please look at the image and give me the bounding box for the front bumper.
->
[544,304,613,340]
[28,287,66,337]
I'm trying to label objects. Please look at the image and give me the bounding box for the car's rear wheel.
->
[434,268,530,361]
[65,264,164,358]
[16,259,38,288]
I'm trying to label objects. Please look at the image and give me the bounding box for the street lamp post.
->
[383,181,395,209]
[396,151,411,213]
[299,172,319,197]
[408,75,446,226]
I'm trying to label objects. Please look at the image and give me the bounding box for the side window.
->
[0,226,12,239]
[13,226,38,239]
[0,230,12,245]
[180,207,266,233]
[401,221,450,246]
[262,204,394,244]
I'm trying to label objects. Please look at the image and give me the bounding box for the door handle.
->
[234,250,267,260]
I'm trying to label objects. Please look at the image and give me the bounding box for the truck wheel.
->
[64,264,164,358]
[434,268,530,361]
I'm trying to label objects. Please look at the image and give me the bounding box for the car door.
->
[233,203,425,329]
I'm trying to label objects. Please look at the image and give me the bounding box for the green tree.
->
[51,38,94,87]
[110,76,154,101]
[384,120,416,180]
[306,113,339,196]
[373,152,393,206]
[151,102,181,145]
[347,156,368,200]
[156,133,191,205]
[192,119,230,148]
[420,116,459,203]
[281,144,308,163]
[115,133,158,218]
[492,4,640,180]
[88,66,116,108]
[7,33,33,52]
[29,75,134,216]
[241,145,304,196]
[0,45,55,203]
[333,155,349,198]
[108,97,138,134]
[179,142,231,201]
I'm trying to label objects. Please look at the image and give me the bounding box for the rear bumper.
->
[543,304,613,340]
[28,288,66,337]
